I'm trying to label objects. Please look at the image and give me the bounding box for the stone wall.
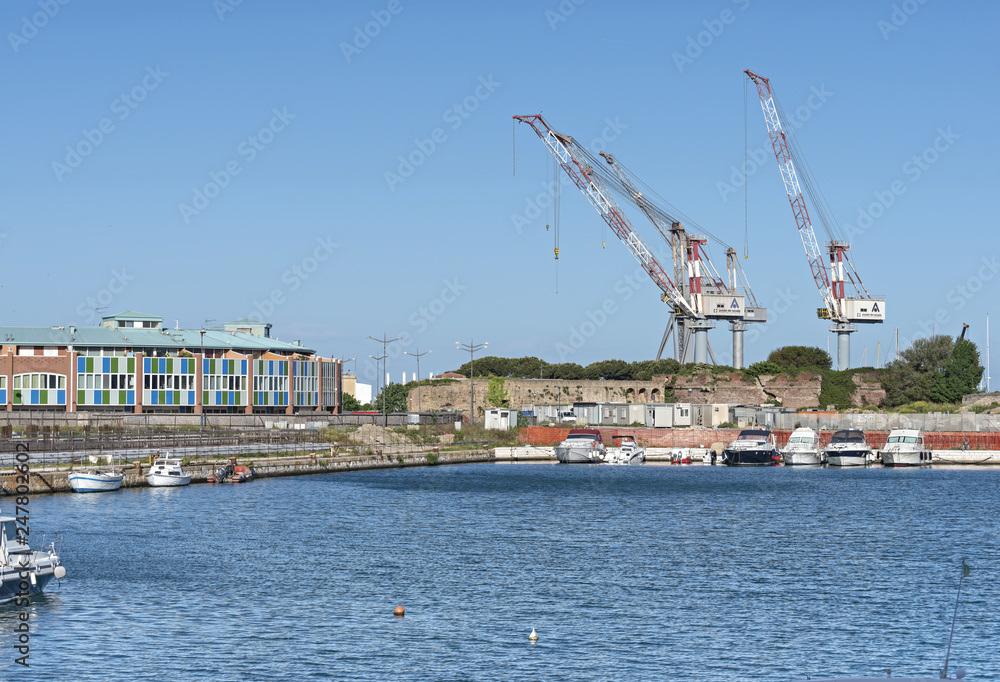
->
[410,374,831,416]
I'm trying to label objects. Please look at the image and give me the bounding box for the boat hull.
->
[782,450,823,466]
[881,450,932,467]
[146,474,191,487]
[555,446,604,463]
[68,472,124,493]
[826,449,872,467]
[0,569,56,604]
[723,449,778,466]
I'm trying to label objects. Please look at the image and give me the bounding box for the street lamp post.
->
[456,338,488,425]
[403,348,431,418]
[369,333,403,427]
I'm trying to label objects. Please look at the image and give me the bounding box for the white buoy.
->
[528,628,538,641]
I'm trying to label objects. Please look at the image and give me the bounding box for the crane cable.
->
[744,75,750,259]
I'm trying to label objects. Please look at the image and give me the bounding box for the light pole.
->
[369,332,402,427]
[369,354,384,409]
[456,338,488,425]
[403,348,431,417]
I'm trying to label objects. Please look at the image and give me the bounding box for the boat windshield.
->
[887,435,919,443]
[567,433,596,440]
[831,430,865,443]
[738,430,769,439]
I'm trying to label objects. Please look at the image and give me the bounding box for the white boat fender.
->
[30,572,36,586]
[528,628,538,641]
[54,566,66,580]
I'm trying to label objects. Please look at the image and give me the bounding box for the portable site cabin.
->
[484,408,519,431]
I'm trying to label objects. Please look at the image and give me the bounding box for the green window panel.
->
[78,390,85,405]
[102,390,110,404]
[203,391,209,405]
[119,391,126,404]
[166,358,173,374]
[209,359,216,375]
[173,391,180,404]
[86,357,94,373]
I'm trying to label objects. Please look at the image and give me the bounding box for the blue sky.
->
[3,0,997,388]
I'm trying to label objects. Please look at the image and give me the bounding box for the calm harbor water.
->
[3,463,998,681]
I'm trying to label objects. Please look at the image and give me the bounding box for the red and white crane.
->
[744,70,885,370]
[514,113,762,365]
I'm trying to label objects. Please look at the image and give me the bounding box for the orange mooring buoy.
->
[394,606,405,617]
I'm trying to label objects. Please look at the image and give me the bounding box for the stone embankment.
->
[1,448,497,497]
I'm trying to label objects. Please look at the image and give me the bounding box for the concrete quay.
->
[1,448,497,497]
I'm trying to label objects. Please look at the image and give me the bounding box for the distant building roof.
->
[0,324,313,355]
[101,310,164,322]
[437,372,465,379]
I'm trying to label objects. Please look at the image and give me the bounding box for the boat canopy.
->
[830,430,866,443]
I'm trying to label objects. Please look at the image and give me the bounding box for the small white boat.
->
[606,435,645,465]
[825,429,874,467]
[722,429,780,466]
[1,510,66,604]
[781,427,823,466]
[146,456,191,487]
[554,429,607,464]
[68,469,124,493]
[880,428,932,467]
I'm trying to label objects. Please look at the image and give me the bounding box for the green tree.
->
[880,335,983,406]
[372,382,411,413]
[767,346,832,370]
[486,376,509,407]
[743,361,783,379]
[584,359,631,380]
[629,358,681,380]
[342,393,366,412]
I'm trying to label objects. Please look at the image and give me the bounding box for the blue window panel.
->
[102,357,111,373]
[228,391,234,405]
[92,391,101,405]
[143,358,149,373]
[179,358,186,374]
[78,357,87,372]
[57,390,65,405]
[0,390,5,404]
[188,391,195,405]
[150,391,158,405]
[268,360,273,375]
[127,390,134,405]
[163,391,171,405]
[29,390,38,404]
[241,360,247,375]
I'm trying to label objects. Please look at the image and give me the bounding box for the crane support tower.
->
[514,113,764,366]
[744,70,885,370]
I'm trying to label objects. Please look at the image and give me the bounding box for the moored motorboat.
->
[68,469,124,493]
[554,429,607,463]
[228,464,254,482]
[825,429,874,467]
[606,435,645,465]
[880,429,932,467]
[722,429,779,466]
[0,510,66,604]
[781,427,823,466]
[146,456,191,487]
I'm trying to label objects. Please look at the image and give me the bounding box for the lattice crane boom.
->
[744,70,838,319]
[514,114,697,318]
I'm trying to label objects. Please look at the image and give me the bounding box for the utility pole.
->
[369,333,403,427]
[456,338,488,425]
[403,348,431,418]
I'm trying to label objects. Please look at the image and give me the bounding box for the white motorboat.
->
[781,427,823,466]
[68,469,124,493]
[722,429,780,466]
[880,428,932,467]
[825,429,874,467]
[1,509,66,604]
[146,456,191,487]
[554,429,607,463]
[606,435,645,465]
